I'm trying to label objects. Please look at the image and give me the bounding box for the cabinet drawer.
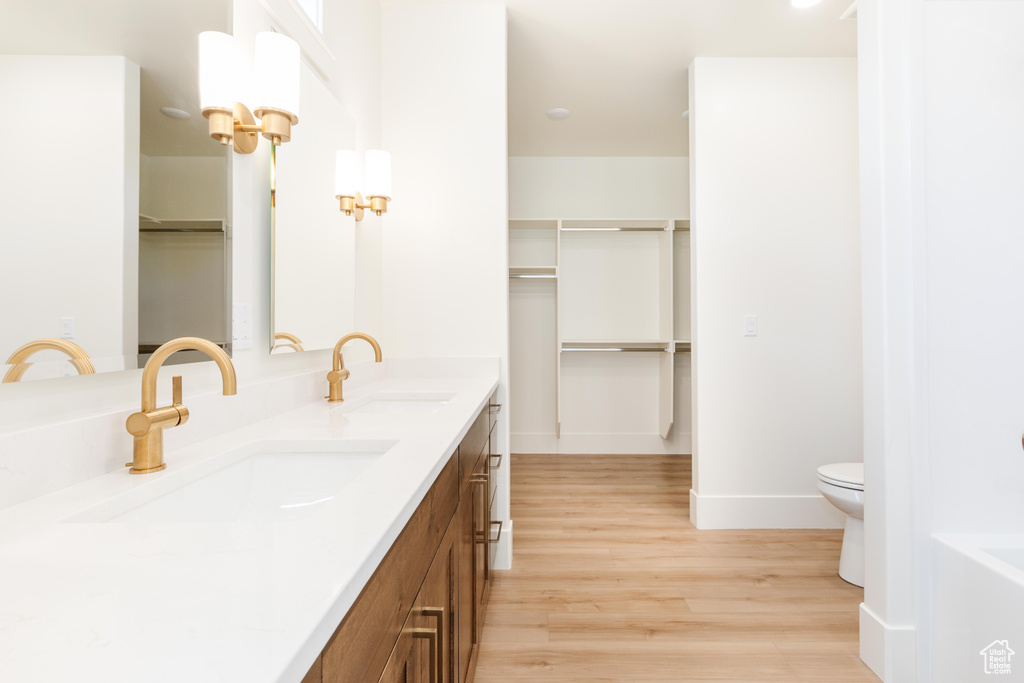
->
[322,451,459,683]
[458,408,488,490]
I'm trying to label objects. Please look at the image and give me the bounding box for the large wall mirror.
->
[271,61,357,355]
[0,0,232,382]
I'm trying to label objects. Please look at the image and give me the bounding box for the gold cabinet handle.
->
[488,520,503,544]
[489,453,502,469]
[410,625,439,683]
[420,607,444,683]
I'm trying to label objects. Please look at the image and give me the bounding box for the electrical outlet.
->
[232,303,253,350]
[744,314,758,337]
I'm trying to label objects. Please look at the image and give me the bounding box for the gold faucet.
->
[125,337,237,474]
[3,338,96,383]
[327,333,382,402]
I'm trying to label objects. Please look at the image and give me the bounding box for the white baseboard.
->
[689,489,846,529]
[860,602,917,682]
[512,432,692,455]
[493,519,512,570]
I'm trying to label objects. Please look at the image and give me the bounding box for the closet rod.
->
[509,274,556,279]
[560,227,666,233]
[561,347,667,353]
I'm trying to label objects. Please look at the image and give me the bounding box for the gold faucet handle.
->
[172,376,189,427]
[125,376,189,438]
[327,369,351,383]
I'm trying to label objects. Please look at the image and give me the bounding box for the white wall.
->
[273,61,357,354]
[857,1,1024,680]
[140,155,227,220]
[689,57,861,529]
[509,157,688,218]
[0,56,139,377]
[381,2,511,566]
[256,0,384,364]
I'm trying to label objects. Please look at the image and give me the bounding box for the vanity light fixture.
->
[198,31,301,154]
[335,149,392,221]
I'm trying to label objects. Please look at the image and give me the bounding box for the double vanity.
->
[0,352,500,683]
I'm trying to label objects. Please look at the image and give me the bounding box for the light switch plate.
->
[59,317,74,339]
[744,314,758,337]
[232,303,253,350]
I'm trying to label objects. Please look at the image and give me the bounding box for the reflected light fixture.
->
[335,150,392,221]
[199,31,300,154]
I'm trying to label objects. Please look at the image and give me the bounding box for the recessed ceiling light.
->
[791,0,824,6]
[546,108,571,121]
[160,107,191,120]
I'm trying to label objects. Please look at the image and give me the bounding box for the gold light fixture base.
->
[337,192,391,222]
[255,107,298,146]
[204,104,299,154]
[202,104,259,154]
[338,192,366,222]
[368,196,390,216]
[232,103,259,154]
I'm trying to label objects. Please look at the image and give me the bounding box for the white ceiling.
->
[0,0,230,157]
[403,0,858,157]
[2,0,857,158]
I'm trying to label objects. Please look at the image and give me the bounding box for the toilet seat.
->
[817,463,864,491]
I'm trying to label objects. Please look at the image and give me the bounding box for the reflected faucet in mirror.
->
[3,339,96,383]
[125,337,236,474]
[272,332,305,353]
[327,333,382,403]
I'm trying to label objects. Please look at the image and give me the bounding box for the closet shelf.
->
[673,219,691,231]
[140,217,225,233]
[509,219,558,230]
[560,340,670,353]
[560,226,666,233]
[510,266,556,279]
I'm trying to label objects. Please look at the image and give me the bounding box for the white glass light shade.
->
[198,31,235,111]
[334,150,360,197]
[364,150,392,198]
[254,31,300,119]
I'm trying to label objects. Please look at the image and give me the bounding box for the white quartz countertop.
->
[0,359,499,683]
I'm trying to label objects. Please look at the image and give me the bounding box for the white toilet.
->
[816,462,864,587]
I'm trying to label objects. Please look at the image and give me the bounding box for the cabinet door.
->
[411,517,457,683]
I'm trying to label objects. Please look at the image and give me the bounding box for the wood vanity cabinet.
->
[311,394,499,683]
[378,519,457,683]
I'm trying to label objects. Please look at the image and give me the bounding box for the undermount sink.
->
[71,440,395,524]
[345,393,453,416]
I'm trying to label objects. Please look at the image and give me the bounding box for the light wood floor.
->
[474,454,880,682]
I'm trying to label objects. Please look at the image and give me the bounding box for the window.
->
[294,0,322,32]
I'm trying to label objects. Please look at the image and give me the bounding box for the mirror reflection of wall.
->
[0,0,231,382]
[272,61,357,354]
